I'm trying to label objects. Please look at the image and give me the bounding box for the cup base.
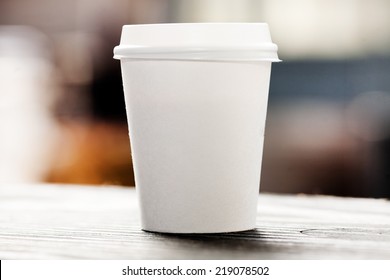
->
[141,226,256,234]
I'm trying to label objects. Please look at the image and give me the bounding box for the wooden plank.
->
[0,184,389,259]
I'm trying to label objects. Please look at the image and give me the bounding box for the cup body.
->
[114,23,279,233]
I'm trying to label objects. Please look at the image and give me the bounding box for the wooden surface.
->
[0,184,389,259]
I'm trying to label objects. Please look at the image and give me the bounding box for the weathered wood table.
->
[1,184,389,259]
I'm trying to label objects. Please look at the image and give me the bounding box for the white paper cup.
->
[114,23,279,233]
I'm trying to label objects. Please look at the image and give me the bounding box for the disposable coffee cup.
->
[114,23,279,233]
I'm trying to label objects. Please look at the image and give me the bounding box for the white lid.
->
[113,23,280,62]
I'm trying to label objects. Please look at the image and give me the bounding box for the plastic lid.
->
[113,23,280,62]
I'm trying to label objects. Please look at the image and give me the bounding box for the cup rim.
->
[113,23,280,62]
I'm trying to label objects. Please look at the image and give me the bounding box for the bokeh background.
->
[1,0,389,197]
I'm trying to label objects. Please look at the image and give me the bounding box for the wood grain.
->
[0,184,389,259]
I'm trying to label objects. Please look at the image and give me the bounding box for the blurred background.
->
[0,0,389,197]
